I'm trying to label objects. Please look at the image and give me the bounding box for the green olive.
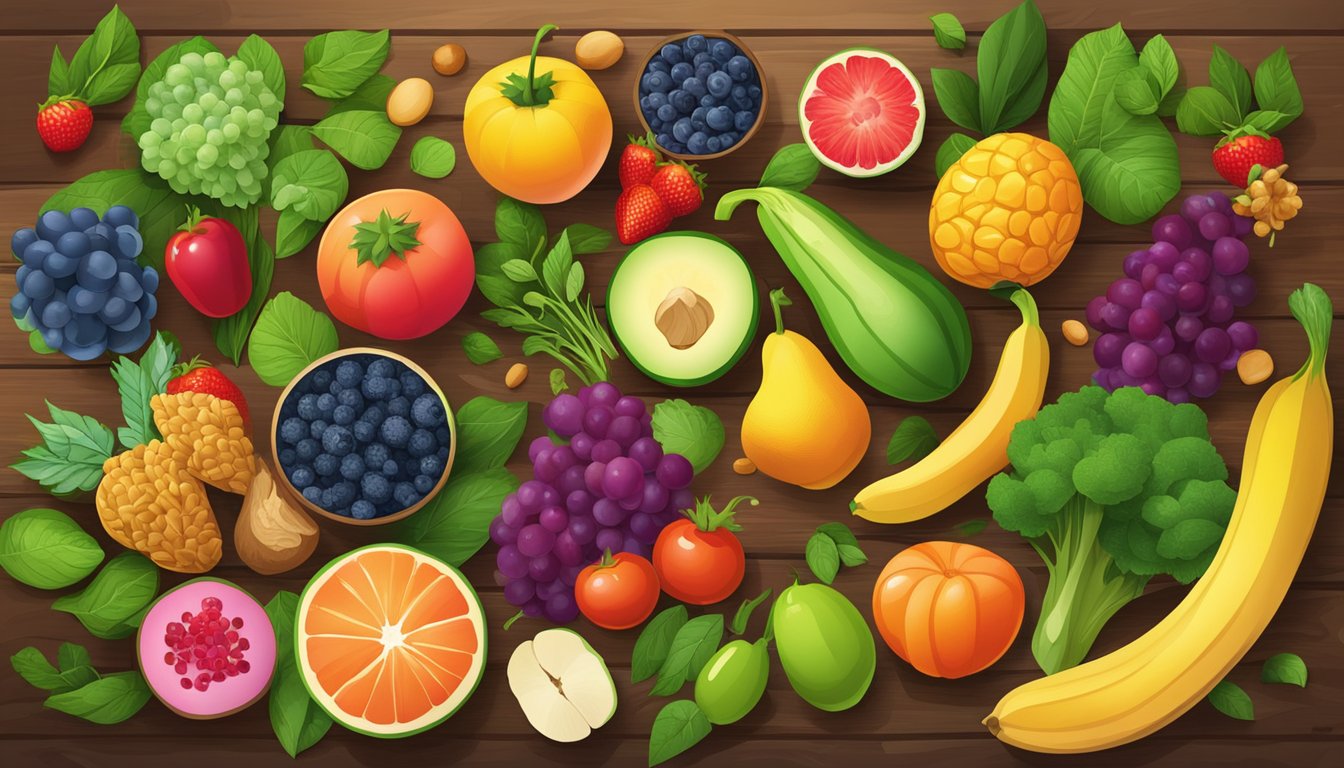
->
[771,582,874,712]
[693,638,769,725]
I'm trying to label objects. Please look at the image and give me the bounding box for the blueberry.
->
[726,55,753,82]
[669,89,694,114]
[706,136,722,153]
[748,84,762,101]
[385,377,401,398]
[659,43,683,63]
[682,76,706,98]
[655,132,674,151]
[309,420,329,440]
[692,106,709,124]
[670,61,693,82]
[707,71,733,98]
[316,393,337,418]
[706,105,733,132]
[280,417,307,444]
[353,420,376,442]
[656,103,677,123]
[296,394,320,421]
[314,453,339,477]
[102,205,138,229]
[393,482,419,508]
[311,369,333,391]
[368,359,395,379]
[322,424,356,457]
[382,459,399,476]
[336,388,363,410]
[649,117,665,132]
[639,95,652,114]
[694,61,715,81]
[23,270,54,300]
[672,117,694,143]
[335,360,363,387]
[319,487,338,509]
[21,239,52,270]
[401,456,421,478]
[36,210,72,242]
[640,71,672,94]
[720,131,739,149]
[435,426,451,445]
[333,405,356,426]
[328,379,343,396]
[414,474,437,494]
[362,404,386,427]
[416,452,442,476]
[44,251,76,278]
[340,453,365,481]
[700,93,718,108]
[137,291,157,320]
[289,465,315,488]
[711,40,735,63]
[734,110,756,132]
[686,34,708,53]
[364,442,390,467]
[410,393,444,428]
[437,445,450,461]
[279,447,297,466]
[692,118,707,133]
[296,438,319,462]
[646,91,669,111]
[387,396,410,418]
[692,52,712,67]
[361,375,389,401]
[302,486,322,504]
[408,429,436,458]
[329,481,356,508]
[687,131,709,155]
[351,500,376,520]
[647,59,670,75]
[381,415,413,448]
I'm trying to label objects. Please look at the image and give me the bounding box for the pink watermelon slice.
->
[798,48,926,178]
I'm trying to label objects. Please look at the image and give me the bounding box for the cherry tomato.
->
[575,550,660,630]
[653,496,756,605]
[164,208,252,318]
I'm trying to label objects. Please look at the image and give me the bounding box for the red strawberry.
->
[650,161,707,218]
[166,358,251,429]
[1212,131,1284,188]
[619,133,661,189]
[616,184,673,245]
[36,98,93,153]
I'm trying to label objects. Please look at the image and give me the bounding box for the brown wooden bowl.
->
[269,347,457,527]
[632,31,768,162]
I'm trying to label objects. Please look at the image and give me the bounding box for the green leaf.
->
[325,73,396,116]
[270,149,350,221]
[49,45,71,97]
[40,169,185,271]
[1115,68,1160,116]
[541,232,574,299]
[0,508,104,590]
[758,143,821,191]
[1156,81,1186,118]
[110,332,179,449]
[12,645,99,695]
[649,700,713,767]
[247,292,340,386]
[65,6,141,106]
[1207,680,1255,721]
[237,34,286,102]
[816,522,867,567]
[930,68,981,132]
[632,605,689,683]
[312,110,402,171]
[275,209,324,259]
[934,132,978,180]
[410,136,457,179]
[887,416,939,464]
[462,332,503,365]
[1252,47,1302,127]
[805,532,841,585]
[557,223,612,255]
[211,209,274,365]
[13,402,115,498]
[266,591,332,757]
[651,399,724,475]
[1177,86,1241,136]
[1048,23,1180,225]
[390,468,520,567]
[1242,109,1295,134]
[124,36,219,138]
[954,518,989,537]
[452,396,529,475]
[930,12,967,51]
[650,614,724,696]
[1138,35,1179,99]
[44,671,151,724]
[549,368,569,395]
[1208,45,1252,121]
[475,242,530,307]
[302,29,391,100]
[729,589,772,635]
[495,197,547,259]
[565,262,585,303]
[51,552,158,639]
[977,0,1048,134]
[502,259,539,283]
[1261,653,1308,687]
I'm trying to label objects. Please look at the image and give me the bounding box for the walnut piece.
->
[234,461,319,576]
[655,287,715,350]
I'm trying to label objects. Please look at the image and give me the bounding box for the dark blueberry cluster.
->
[276,354,450,520]
[638,34,762,156]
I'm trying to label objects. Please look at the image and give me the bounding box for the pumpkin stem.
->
[350,209,422,268]
[500,24,559,108]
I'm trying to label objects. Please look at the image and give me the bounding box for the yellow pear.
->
[741,289,871,489]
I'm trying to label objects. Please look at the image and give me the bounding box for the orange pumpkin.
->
[317,189,474,340]
[871,541,1024,679]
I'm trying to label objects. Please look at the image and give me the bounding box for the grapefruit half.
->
[798,48,926,178]
[296,544,487,738]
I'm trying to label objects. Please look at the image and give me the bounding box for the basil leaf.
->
[729,589,771,636]
[275,209,324,259]
[211,208,275,365]
[390,468,520,567]
[1156,80,1186,118]
[270,149,350,221]
[44,671,151,724]
[451,396,528,474]
[1252,47,1302,126]
[651,399,725,475]
[58,643,93,673]
[977,0,1047,134]
[0,508,104,590]
[475,242,529,307]
[565,263,585,303]
[1208,45,1251,121]
[462,332,503,365]
[410,137,457,179]
[326,74,396,116]
[934,132,978,180]
[1261,652,1308,687]
[930,68,981,133]
[930,12,967,51]
[955,518,989,537]
[805,532,841,585]
[815,524,867,567]
[266,591,332,757]
[758,143,821,191]
[65,6,141,106]
[495,197,547,259]
[1207,679,1255,720]
[1177,86,1240,136]
[1242,109,1295,134]
[124,36,220,138]
[313,110,402,171]
[541,232,574,299]
[502,259,539,283]
[632,605,689,683]
[549,369,569,395]
[649,700,712,767]
[247,292,340,386]
[1048,24,1180,225]
[650,614,723,696]
[110,331,179,449]
[1115,67,1160,116]
[887,415,939,464]
[1138,35,1179,99]
[557,223,612,255]
[50,45,71,96]
[40,169,184,272]
[302,29,391,100]
[51,552,158,639]
[237,34,286,102]
[12,646,99,694]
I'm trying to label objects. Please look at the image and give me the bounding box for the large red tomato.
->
[317,189,474,339]
[652,496,755,605]
[575,551,660,630]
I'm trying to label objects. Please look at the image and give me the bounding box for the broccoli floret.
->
[987,385,1236,674]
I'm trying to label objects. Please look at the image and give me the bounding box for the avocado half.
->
[607,231,759,387]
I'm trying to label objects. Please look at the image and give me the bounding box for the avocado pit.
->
[655,286,715,349]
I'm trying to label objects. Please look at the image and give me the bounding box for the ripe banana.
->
[851,287,1047,523]
[983,283,1334,754]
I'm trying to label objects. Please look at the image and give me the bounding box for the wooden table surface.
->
[2,1,1343,766]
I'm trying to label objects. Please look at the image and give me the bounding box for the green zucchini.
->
[715,186,971,402]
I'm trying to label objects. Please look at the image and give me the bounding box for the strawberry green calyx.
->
[500,24,559,108]
[177,205,211,234]
[168,355,214,379]
[351,209,422,267]
[661,159,708,190]
[37,95,82,112]
[684,495,758,533]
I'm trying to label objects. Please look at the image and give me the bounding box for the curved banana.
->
[983,283,1334,754]
[851,287,1048,524]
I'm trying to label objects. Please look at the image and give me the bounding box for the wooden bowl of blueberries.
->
[634,31,767,161]
[270,348,457,526]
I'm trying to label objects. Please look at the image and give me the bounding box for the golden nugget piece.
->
[96,440,222,573]
[151,391,255,494]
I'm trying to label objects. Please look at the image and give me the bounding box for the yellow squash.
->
[983,283,1333,754]
[852,287,1048,523]
[463,24,612,204]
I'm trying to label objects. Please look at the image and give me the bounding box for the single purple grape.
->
[1158,354,1192,387]
[622,538,650,560]
[566,490,595,516]
[595,526,624,554]
[1123,250,1148,279]
[656,454,694,490]
[602,457,644,499]
[614,396,646,418]
[629,436,664,472]
[591,439,622,463]
[539,506,569,533]
[589,382,621,408]
[570,432,594,461]
[1122,342,1159,378]
[583,406,613,439]
[1108,278,1143,310]
[1100,302,1131,331]
[1181,194,1216,223]
[558,465,587,495]
[618,492,644,511]
[568,515,597,545]
[1148,241,1180,271]
[1150,326,1175,356]
[1156,273,1180,296]
[1226,321,1259,351]
[529,553,561,583]
[1140,379,1166,398]
[517,524,556,557]
[490,516,519,546]
[667,487,695,515]
[536,578,565,601]
[534,455,561,483]
[1211,237,1250,275]
[561,565,585,587]
[1152,214,1194,248]
[1189,362,1220,398]
[1179,248,1212,282]
[516,480,547,511]
[629,511,662,544]
[1085,296,1107,329]
[1168,386,1191,404]
[504,576,536,606]
[1198,212,1232,241]
[522,598,545,618]
[546,592,580,624]
[593,498,627,527]
[1210,192,1233,214]
[1176,281,1208,313]
[543,394,585,437]
[609,415,642,449]
[1219,348,1242,372]
[584,461,607,495]
[1232,212,1254,237]
[1093,368,1114,391]
[1206,295,1234,325]
[639,480,670,514]
[1127,307,1162,341]
[1140,263,1161,290]
[554,531,584,566]
[1226,274,1256,307]
[540,485,561,509]
[1093,333,1127,368]
[528,436,553,463]
[1141,290,1176,321]
[501,495,528,527]
[1194,327,1231,363]
[1175,315,1204,341]
[497,545,529,579]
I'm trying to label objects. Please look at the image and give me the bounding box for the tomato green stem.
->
[769,288,792,335]
[177,205,209,234]
[686,495,758,533]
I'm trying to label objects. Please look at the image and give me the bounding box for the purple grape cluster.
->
[1087,192,1260,403]
[490,381,695,624]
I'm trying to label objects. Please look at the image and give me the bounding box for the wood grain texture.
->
[1,0,1342,765]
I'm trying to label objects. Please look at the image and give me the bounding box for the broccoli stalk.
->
[987,386,1237,675]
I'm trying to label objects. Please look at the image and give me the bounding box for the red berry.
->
[619,133,662,189]
[649,161,707,218]
[615,184,674,245]
[36,99,93,153]
[166,363,251,429]
[1212,133,1284,188]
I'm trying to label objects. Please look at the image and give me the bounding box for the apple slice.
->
[508,628,618,742]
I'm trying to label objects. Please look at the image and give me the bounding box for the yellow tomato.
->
[464,25,612,204]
